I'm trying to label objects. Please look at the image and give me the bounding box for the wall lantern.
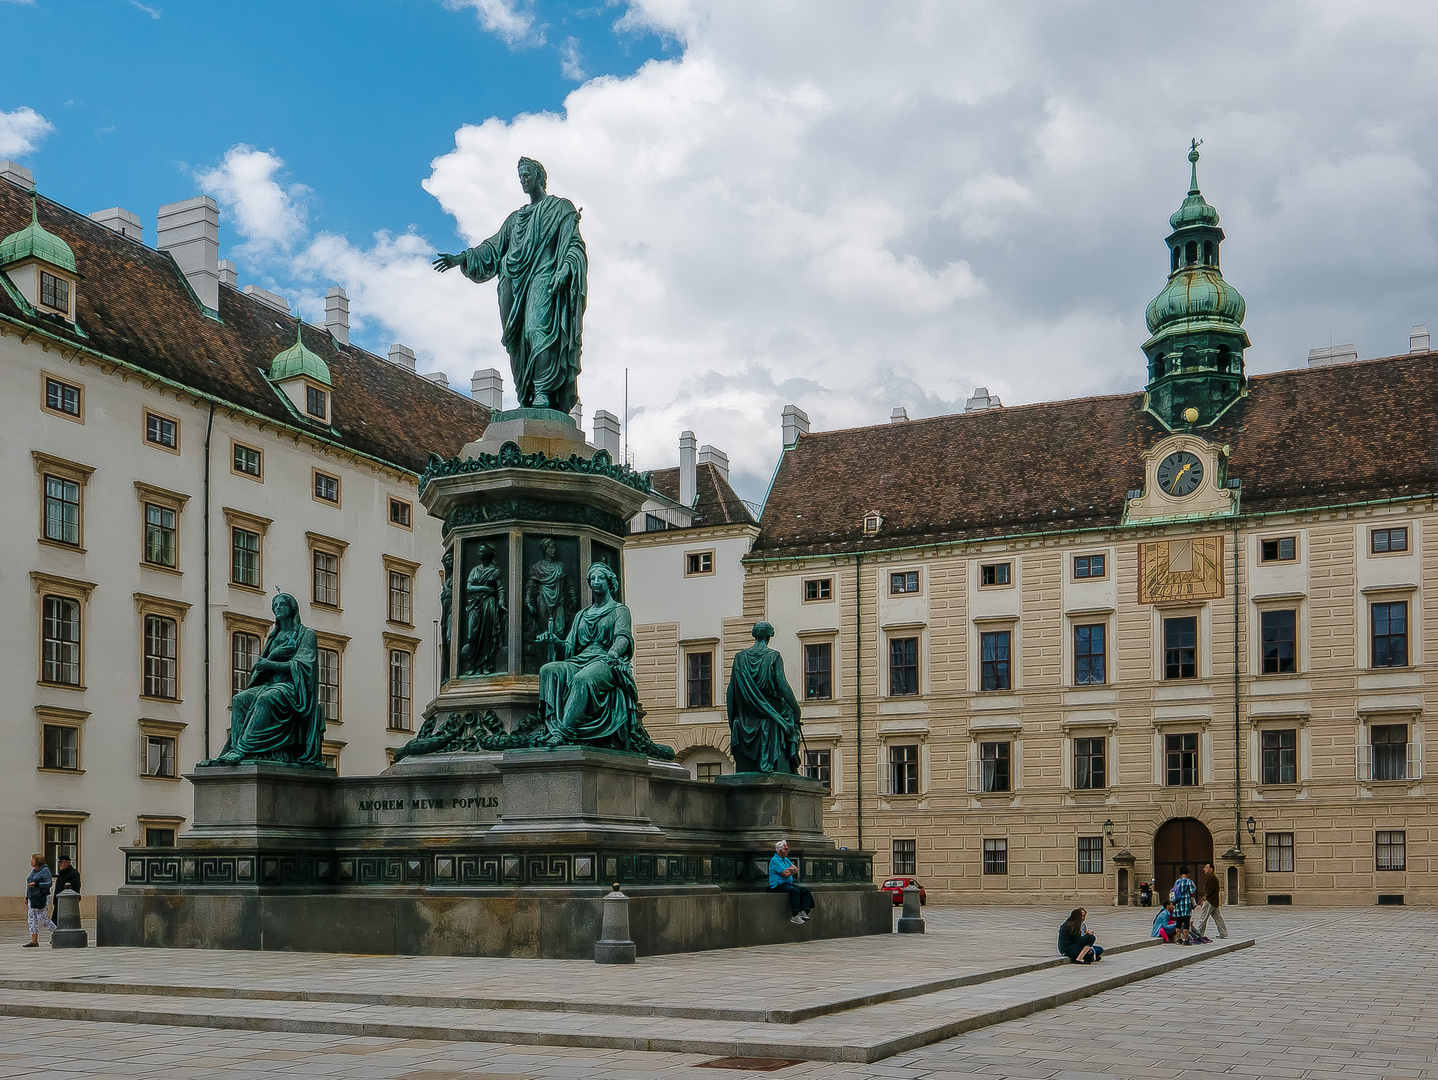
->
[1246,815,1257,843]
[1103,818,1115,846]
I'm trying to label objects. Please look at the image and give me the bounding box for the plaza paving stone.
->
[0,907,1432,1077]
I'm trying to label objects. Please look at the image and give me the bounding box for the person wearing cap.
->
[50,854,80,922]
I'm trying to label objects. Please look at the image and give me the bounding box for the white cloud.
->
[444,0,541,47]
[559,36,585,82]
[0,106,53,159]
[196,145,308,256]
[128,1,162,18]
[234,2,1438,502]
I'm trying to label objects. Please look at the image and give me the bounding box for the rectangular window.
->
[39,271,69,312]
[41,596,81,686]
[313,550,339,607]
[231,528,260,587]
[1077,836,1104,874]
[979,741,1010,793]
[643,512,669,533]
[980,630,1011,691]
[388,498,412,527]
[1261,537,1297,562]
[803,578,832,601]
[44,377,81,416]
[888,743,919,795]
[318,647,341,723]
[42,724,79,771]
[696,762,722,782]
[1265,833,1295,873]
[1073,554,1106,579]
[1371,724,1409,782]
[231,631,261,695]
[1371,527,1408,554]
[145,828,176,847]
[1074,736,1106,790]
[982,838,1007,875]
[143,734,177,778]
[1376,830,1406,871]
[803,642,832,701]
[1261,728,1297,785]
[44,474,81,545]
[980,562,1011,587]
[685,650,713,708]
[143,615,178,699]
[1165,732,1199,787]
[1073,624,1106,685]
[889,637,919,696]
[144,504,177,568]
[388,649,412,731]
[43,824,78,873]
[1261,609,1297,674]
[890,571,919,594]
[685,551,714,576]
[1371,602,1408,668]
[803,748,831,790]
[1163,616,1198,679]
[387,570,413,624]
[313,471,340,504]
[306,385,328,419]
[145,412,178,449]
[892,839,917,876]
[232,443,262,478]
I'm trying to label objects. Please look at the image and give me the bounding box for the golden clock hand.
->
[1168,461,1194,492]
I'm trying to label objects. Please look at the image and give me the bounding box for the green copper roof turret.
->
[269,321,331,386]
[1142,141,1249,431]
[0,194,78,274]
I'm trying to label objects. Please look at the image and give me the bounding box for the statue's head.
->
[443,549,454,571]
[518,157,547,196]
[271,591,299,622]
[752,621,776,642]
[540,538,557,558]
[587,561,620,597]
[477,542,495,564]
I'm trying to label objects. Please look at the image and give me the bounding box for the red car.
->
[880,877,926,905]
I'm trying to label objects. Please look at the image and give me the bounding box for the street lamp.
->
[1103,818,1115,846]
[1246,815,1256,843]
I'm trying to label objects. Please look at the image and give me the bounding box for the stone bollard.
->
[594,883,636,964]
[51,887,88,948]
[897,884,925,934]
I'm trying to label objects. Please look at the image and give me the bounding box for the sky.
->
[5,1,1438,505]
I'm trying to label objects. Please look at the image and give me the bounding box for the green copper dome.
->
[269,322,331,386]
[1145,269,1246,335]
[1169,147,1219,229]
[0,195,77,274]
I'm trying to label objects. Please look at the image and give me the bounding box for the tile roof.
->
[648,462,757,528]
[0,183,488,473]
[752,352,1438,560]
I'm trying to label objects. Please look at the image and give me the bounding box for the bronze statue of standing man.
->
[433,157,587,414]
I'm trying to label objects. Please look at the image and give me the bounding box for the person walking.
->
[50,854,81,924]
[24,854,56,947]
[1193,861,1228,940]
[1170,865,1197,945]
[768,840,815,925]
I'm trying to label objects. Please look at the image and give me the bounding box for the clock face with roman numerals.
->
[1156,450,1204,498]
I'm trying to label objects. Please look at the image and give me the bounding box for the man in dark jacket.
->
[1194,861,1228,939]
[51,855,80,921]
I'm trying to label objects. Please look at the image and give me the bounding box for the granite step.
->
[0,937,1252,1063]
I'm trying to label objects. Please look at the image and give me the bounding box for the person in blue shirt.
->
[768,840,814,925]
[1151,900,1178,942]
[1170,866,1197,945]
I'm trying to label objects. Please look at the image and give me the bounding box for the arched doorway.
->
[1152,818,1213,900]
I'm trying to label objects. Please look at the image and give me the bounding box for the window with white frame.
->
[803,641,833,700]
[1261,728,1297,785]
[231,631,261,694]
[1376,830,1406,871]
[1164,732,1199,786]
[977,741,1010,793]
[1077,836,1104,874]
[388,648,413,731]
[1265,833,1294,872]
[982,838,1007,874]
[1073,736,1106,790]
[1360,722,1419,782]
[803,748,831,790]
[887,743,920,795]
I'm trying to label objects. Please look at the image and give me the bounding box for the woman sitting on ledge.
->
[1059,907,1102,963]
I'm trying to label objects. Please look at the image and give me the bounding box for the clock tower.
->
[1141,142,1250,431]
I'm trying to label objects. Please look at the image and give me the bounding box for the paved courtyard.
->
[0,906,1433,1078]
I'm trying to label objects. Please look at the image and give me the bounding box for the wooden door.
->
[1152,818,1213,900]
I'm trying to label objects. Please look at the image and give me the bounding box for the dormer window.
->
[39,271,70,314]
[266,323,334,425]
[0,196,80,322]
[306,385,328,420]
[863,512,883,535]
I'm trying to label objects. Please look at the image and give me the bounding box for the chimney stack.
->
[242,283,290,314]
[679,430,698,507]
[593,409,621,457]
[890,406,909,423]
[218,259,238,288]
[156,196,220,311]
[964,387,1002,412]
[388,344,417,371]
[1308,344,1358,367]
[570,402,583,428]
[325,287,349,345]
[471,368,503,411]
[698,444,730,482]
[781,404,810,448]
[423,372,449,388]
[89,207,143,242]
[0,161,34,189]
[1410,324,1430,354]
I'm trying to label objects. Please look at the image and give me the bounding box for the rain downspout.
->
[1233,522,1241,852]
[202,400,216,760]
[854,550,864,853]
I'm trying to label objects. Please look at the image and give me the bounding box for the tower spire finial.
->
[1188,138,1203,194]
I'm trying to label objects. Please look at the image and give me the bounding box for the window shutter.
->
[878,754,891,796]
[146,739,160,776]
[967,749,980,794]
[1408,737,1423,781]
[1356,741,1371,782]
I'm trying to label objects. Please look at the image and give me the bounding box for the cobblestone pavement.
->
[0,907,1432,1078]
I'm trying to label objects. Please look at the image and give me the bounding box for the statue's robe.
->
[219,624,325,766]
[538,601,651,751]
[439,564,453,681]
[456,193,587,413]
[462,561,506,675]
[526,557,574,648]
[726,645,802,774]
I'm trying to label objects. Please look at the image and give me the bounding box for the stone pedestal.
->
[51,888,87,948]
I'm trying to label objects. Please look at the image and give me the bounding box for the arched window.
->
[1184,240,1197,265]
[1217,345,1232,371]
[1203,240,1215,265]
[1171,247,1180,273]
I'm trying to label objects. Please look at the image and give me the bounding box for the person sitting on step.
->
[768,839,814,925]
